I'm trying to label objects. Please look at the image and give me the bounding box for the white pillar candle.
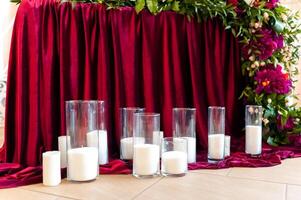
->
[43,151,61,186]
[87,130,108,165]
[245,125,262,155]
[133,144,160,176]
[174,137,196,163]
[58,136,71,168]
[224,135,231,157]
[68,147,98,181]
[208,134,225,160]
[120,137,145,160]
[153,131,163,146]
[162,151,187,175]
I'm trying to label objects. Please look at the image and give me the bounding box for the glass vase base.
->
[132,173,159,179]
[246,152,261,157]
[207,158,224,164]
[161,172,186,177]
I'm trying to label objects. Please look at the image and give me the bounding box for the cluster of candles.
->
[42,102,262,186]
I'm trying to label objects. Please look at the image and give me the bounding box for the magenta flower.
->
[265,0,279,9]
[277,115,294,131]
[242,28,284,60]
[254,65,292,94]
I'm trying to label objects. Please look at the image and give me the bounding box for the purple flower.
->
[277,115,294,131]
[254,65,292,95]
[265,0,279,9]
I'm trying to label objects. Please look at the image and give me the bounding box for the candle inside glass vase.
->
[133,113,160,178]
[208,106,225,163]
[173,108,196,163]
[245,105,262,156]
[161,137,188,177]
[65,100,99,182]
[120,107,144,160]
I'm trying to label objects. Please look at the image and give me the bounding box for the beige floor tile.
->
[228,158,301,185]
[22,175,161,200]
[287,185,301,200]
[0,188,71,200]
[190,168,231,176]
[135,173,285,200]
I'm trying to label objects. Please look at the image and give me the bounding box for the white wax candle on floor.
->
[133,144,160,176]
[162,151,187,175]
[87,130,108,165]
[43,151,61,186]
[68,147,98,181]
[208,134,225,160]
[245,125,262,155]
[58,136,71,168]
[174,137,196,163]
[224,135,231,157]
[120,137,145,160]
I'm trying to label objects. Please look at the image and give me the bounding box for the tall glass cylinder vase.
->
[66,100,99,182]
[173,108,196,163]
[133,113,160,178]
[120,107,144,160]
[245,105,262,156]
[208,106,225,163]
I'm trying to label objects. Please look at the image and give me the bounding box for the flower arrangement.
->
[12,0,301,145]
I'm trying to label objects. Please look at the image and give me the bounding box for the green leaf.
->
[146,0,158,14]
[171,1,180,12]
[267,136,279,147]
[135,0,145,13]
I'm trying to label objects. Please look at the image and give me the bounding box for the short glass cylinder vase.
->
[133,113,160,178]
[66,100,99,182]
[208,106,225,163]
[161,137,188,177]
[120,107,145,160]
[172,108,196,163]
[245,105,262,156]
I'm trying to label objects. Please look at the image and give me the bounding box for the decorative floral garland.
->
[12,0,301,145]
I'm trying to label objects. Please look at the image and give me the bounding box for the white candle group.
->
[245,125,262,155]
[87,130,108,164]
[174,137,196,163]
[43,151,61,186]
[208,134,225,160]
[58,136,71,168]
[161,151,187,175]
[67,147,98,181]
[120,137,145,160]
[133,144,160,176]
[224,135,231,157]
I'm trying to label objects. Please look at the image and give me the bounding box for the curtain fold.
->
[3,0,244,165]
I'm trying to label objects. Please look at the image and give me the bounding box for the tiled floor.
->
[0,158,300,199]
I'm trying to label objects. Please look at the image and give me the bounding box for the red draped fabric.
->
[1,0,301,189]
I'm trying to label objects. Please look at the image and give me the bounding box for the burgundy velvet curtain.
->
[2,0,244,167]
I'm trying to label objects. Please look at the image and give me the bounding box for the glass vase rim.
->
[120,107,145,110]
[173,107,196,111]
[134,112,160,117]
[208,106,225,110]
[246,105,262,108]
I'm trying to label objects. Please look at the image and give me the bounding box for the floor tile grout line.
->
[226,174,299,186]
[131,177,165,200]
[20,188,81,200]
[285,184,288,200]
[189,171,294,186]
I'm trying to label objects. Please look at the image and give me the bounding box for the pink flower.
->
[254,65,292,95]
[265,0,279,9]
[277,115,294,131]
[242,28,284,60]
